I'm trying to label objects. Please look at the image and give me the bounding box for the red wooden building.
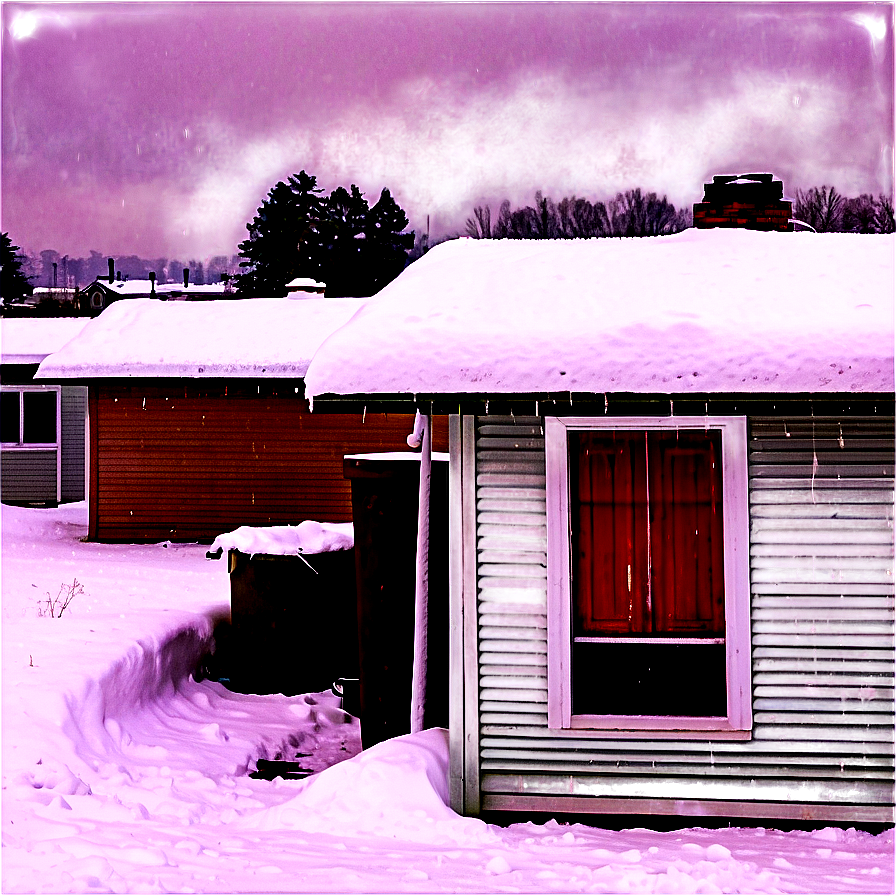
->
[37,298,446,542]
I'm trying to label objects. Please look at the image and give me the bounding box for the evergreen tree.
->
[1,233,34,300]
[359,188,415,295]
[235,171,328,296]
[235,172,413,298]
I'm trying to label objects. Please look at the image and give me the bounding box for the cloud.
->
[308,67,888,232]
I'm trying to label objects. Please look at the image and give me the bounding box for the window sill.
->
[1,443,60,450]
[566,716,752,740]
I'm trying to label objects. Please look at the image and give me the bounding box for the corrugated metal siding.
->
[60,386,87,503]
[0,450,57,503]
[91,384,448,542]
[474,415,894,817]
[476,416,550,732]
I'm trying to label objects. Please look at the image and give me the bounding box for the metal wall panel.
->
[90,383,448,542]
[473,414,895,820]
[60,386,87,503]
[0,449,57,503]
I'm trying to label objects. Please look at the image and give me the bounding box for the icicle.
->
[308,395,314,412]
[604,393,608,414]
[838,422,844,449]
[362,406,367,424]
[569,391,573,407]
[142,396,146,409]
[485,400,489,415]
[535,399,539,417]
[669,398,674,417]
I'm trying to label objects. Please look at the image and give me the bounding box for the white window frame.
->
[545,415,752,736]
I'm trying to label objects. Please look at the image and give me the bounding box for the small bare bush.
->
[38,579,83,618]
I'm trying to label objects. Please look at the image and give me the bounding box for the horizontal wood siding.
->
[0,449,57,503]
[474,414,895,820]
[91,384,447,542]
[60,386,87,503]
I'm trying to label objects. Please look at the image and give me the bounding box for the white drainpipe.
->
[407,410,431,733]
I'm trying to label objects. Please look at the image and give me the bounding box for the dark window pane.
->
[1,392,20,443]
[22,391,57,443]
[572,641,727,716]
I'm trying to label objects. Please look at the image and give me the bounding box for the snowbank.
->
[209,520,354,556]
[0,317,89,363]
[241,728,496,846]
[35,296,363,379]
[304,230,895,397]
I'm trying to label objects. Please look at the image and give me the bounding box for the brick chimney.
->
[694,174,793,232]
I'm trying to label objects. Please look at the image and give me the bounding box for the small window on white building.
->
[545,416,752,735]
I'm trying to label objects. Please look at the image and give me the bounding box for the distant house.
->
[79,273,233,314]
[37,298,446,542]
[304,229,895,824]
[1,318,88,505]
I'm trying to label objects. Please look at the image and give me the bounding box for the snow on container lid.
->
[210,521,354,557]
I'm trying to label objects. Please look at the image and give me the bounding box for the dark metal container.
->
[344,454,449,749]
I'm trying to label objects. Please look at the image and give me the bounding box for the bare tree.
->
[842,194,877,233]
[607,189,689,237]
[874,194,895,233]
[794,186,845,233]
[465,205,492,239]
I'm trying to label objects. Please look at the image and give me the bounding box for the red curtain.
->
[572,430,725,637]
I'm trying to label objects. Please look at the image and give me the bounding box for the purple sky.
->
[2,2,893,260]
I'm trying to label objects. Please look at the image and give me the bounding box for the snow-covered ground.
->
[2,501,892,894]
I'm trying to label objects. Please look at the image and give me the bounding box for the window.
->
[545,416,751,734]
[1,388,60,447]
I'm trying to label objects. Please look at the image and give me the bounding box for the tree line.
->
[792,187,894,233]
[3,179,894,313]
[465,189,692,239]
[8,249,242,292]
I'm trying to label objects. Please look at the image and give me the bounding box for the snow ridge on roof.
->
[304,229,895,397]
[36,297,364,379]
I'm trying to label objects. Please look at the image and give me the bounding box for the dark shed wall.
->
[89,383,447,542]
[461,412,894,822]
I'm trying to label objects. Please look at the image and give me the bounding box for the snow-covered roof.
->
[36,297,363,379]
[304,229,895,398]
[286,277,326,290]
[0,318,90,364]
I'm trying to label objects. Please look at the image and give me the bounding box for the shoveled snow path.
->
[2,503,893,893]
